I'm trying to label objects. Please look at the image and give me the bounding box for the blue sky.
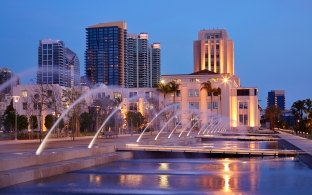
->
[1,0,312,109]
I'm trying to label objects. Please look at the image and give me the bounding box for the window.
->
[188,89,199,97]
[176,90,181,97]
[129,92,137,98]
[22,90,27,97]
[145,91,152,98]
[213,102,218,109]
[22,102,27,110]
[239,102,248,109]
[239,114,248,125]
[47,90,53,97]
[237,89,250,96]
[113,92,121,100]
[189,102,199,110]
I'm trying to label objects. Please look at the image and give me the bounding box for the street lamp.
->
[13,96,20,140]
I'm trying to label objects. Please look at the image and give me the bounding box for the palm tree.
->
[304,98,312,119]
[157,82,170,108]
[265,105,281,130]
[201,81,212,112]
[214,87,222,116]
[168,80,180,105]
[291,100,305,121]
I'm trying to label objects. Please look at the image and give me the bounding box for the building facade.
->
[149,43,161,88]
[161,72,260,130]
[267,90,285,110]
[193,29,234,75]
[85,21,127,86]
[0,67,19,95]
[37,39,80,88]
[65,48,80,87]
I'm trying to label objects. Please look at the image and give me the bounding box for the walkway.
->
[277,131,312,156]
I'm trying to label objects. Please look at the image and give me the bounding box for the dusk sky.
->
[0,0,311,109]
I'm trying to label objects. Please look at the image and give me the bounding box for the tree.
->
[62,87,85,141]
[168,80,180,104]
[291,100,305,121]
[17,115,29,131]
[265,105,281,130]
[157,82,170,107]
[126,111,144,134]
[44,114,55,130]
[80,112,92,132]
[3,100,16,132]
[29,115,38,130]
[201,81,213,113]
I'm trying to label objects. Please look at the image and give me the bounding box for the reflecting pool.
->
[2,157,312,194]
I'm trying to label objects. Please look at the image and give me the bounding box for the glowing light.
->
[160,79,165,84]
[119,175,142,187]
[222,77,229,84]
[159,175,169,189]
[159,163,169,171]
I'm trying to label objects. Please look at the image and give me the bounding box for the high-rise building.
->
[0,67,19,95]
[267,90,285,110]
[85,21,127,86]
[193,29,234,75]
[149,43,161,88]
[37,39,66,86]
[65,48,80,87]
[126,33,149,88]
[37,39,80,87]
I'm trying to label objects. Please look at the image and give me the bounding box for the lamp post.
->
[13,96,20,140]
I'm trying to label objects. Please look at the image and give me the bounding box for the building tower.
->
[65,48,80,87]
[267,90,285,110]
[149,43,161,88]
[193,29,234,75]
[85,21,127,86]
[126,33,149,88]
[37,39,80,87]
[0,67,19,95]
[37,39,66,86]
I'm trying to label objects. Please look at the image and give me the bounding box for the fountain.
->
[136,103,179,142]
[154,111,181,140]
[186,120,201,136]
[168,121,181,139]
[178,120,193,137]
[36,84,107,155]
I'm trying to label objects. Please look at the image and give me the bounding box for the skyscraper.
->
[65,48,80,87]
[37,39,80,87]
[85,21,127,86]
[149,43,161,88]
[37,39,66,86]
[126,33,149,88]
[0,67,19,95]
[267,90,285,110]
[193,29,234,74]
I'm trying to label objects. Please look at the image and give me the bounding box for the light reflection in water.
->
[159,163,170,170]
[119,175,143,187]
[159,175,170,189]
[89,174,102,185]
[221,158,232,193]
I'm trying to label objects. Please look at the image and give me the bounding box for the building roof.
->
[87,21,127,29]
[189,69,218,75]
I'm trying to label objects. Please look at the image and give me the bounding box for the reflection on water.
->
[119,175,142,187]
[198,140,282,150]
[3,156,312,194]
[159,175,169,189]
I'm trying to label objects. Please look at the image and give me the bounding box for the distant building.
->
[85,21,160,88]
[125,33,161,88]
[65,48,80,87]
[0,67,19,95]
[85,21,127,86]
[37,39,80,88]
[149,43,161,88]
[267,90,285,110]
[193,29,234,75]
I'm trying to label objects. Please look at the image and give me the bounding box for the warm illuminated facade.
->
[161,71,260,130]
[193,29,234,75]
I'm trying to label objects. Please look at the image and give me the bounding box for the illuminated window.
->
[188,89,199,97]
[22,90,27,97]
[239,102,248,109]
[239,114,248,125]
